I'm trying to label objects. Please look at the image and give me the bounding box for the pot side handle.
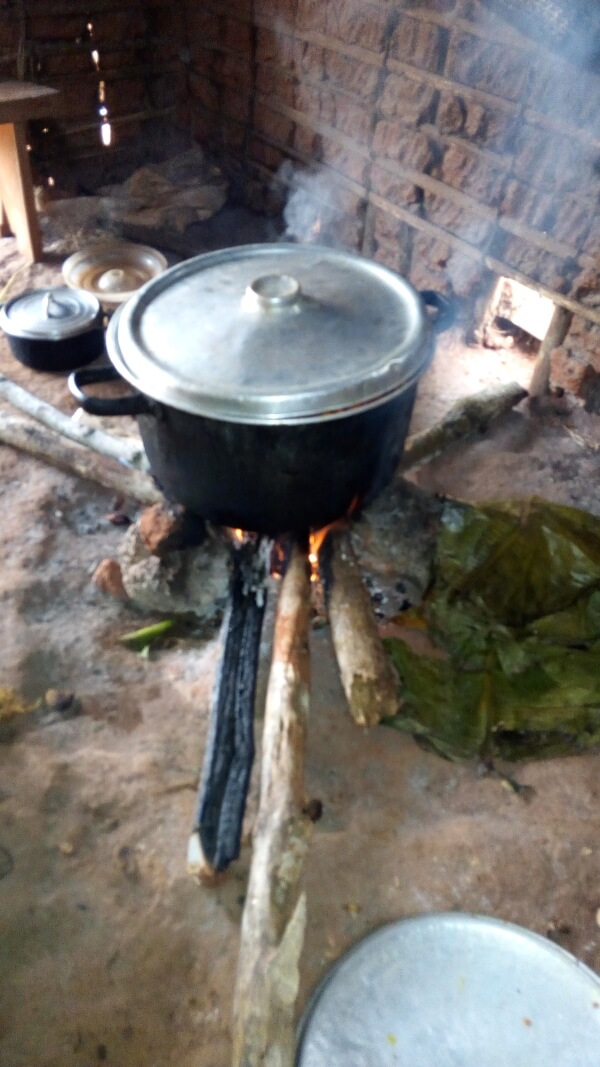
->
[68,365,152,417]
[419,290,455,333]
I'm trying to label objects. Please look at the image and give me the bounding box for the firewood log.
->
[321,529,399,727]
[0,408,161,505]
[232,543,312,1067]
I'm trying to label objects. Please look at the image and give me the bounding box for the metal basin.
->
[296,913,600,1067]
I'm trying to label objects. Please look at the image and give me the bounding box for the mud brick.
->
[294,124,323,158]
[373,119,434,170]
[296,0,328,34]
[372,205,409,247]
[254,102,295,145]
[437,91,517,154]
[370,163,422,211]
[184,8,221,44]
[378,72,438,126]
[500,180,553,232]
[295,41,325,81]
[446,29,530,102]
[295,82,329,121]
[570,267,600,308]
[446,249,487,297]
[255,0,296,24]
[219,0,252,17]
[187,74,218,112]
[92,559,127,600]
[222,119,247,150]
[422,191,492,246]
[496,234,572,292]
[326,0,387,55]
[329,90,372,145]
[409,232,453,294]
[513,124,599,194]
[257,26,295,66]
[86,10,147,44]
[248,135,288,170]
[528,58,600,137]
[323,51,380,100]
[320,136,370,185]
[551,347,592,395]
[223,88,251,123]
[439,143,507,203]
[29,14,92,41]
[223,18,252,54]
[583,217,600,257]
[257,64,296,107]
[212,54,252,89]
[41,51,99,78]
[548,198,592,248]
[389,15,448,74]
[321,213,363,252]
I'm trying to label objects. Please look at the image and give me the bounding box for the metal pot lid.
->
[107,243,431,425]
[296,913,600,1067]
[0,286,101,341]
[63,240,168,308]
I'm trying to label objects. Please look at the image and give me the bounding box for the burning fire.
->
[308,525,332,583]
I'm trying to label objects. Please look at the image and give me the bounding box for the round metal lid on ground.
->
[295,913,600,1067]
[106,243,431,425]
[0,286,101,340]
[62,240,168,308]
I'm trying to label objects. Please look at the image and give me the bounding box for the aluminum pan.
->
[296,913,600,1067]
[107,243,431,425]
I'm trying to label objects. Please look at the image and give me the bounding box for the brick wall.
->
[183,0,600,384]
[0,1,188,189]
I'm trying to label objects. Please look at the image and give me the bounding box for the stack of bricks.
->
[184,0,600,391]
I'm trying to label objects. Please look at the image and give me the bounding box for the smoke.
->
[275,161,344,243]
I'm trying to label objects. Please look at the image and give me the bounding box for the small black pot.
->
[0,287,104,373]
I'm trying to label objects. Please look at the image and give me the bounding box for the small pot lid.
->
[0,286,101,341]
[107,243,431,425]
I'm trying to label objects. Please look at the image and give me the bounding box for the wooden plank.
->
[0,120,41,261]
[0,81,59,124]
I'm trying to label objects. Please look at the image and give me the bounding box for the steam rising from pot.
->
[276,161,344,244]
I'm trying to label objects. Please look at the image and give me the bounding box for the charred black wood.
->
[193,536,269,872]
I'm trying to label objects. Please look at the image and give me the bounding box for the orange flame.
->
[308,523,335,583]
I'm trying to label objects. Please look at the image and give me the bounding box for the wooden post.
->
[232,544,312,1067]
[528,304,573,400]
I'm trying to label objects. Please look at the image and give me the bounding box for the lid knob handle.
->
[42,291,71,319]
[246,273,301,310]
[98,268,128,293]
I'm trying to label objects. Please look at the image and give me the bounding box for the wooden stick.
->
[528,305,573,400]
[401,380,528,469]
[0,408,162,505]
[192,538,269,875]
[232,544,312,1067]
[321,529,399,727]
[0,373,148,470]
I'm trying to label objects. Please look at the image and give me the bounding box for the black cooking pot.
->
[69,244,453,534]
[0,286,104,372]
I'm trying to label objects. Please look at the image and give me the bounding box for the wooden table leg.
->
[0,201,10,237]
[0,120,42,262]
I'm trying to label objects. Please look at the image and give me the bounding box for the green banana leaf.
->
[385,497,600,761]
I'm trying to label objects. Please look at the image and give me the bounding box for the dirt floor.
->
[1,227,600,1067]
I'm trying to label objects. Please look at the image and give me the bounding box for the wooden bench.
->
[0,81,61,263]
